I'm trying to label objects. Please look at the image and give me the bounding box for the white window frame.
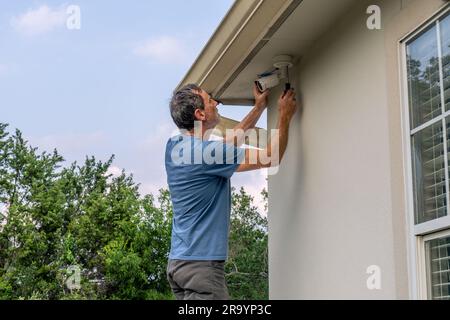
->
[400,5,450,300]
[418,228,450,299]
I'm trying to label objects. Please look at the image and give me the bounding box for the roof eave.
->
[177,0,303,104]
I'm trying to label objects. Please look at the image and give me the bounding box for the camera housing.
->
[255,73,280,92]
[255,54,293,92]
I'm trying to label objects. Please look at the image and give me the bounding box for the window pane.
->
[426,235,450,300]
[407,24,441,128]
[412,121,446,224]
[441,14,450,112]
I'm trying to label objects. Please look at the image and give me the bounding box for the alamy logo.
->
[366,265,381,290]
[66,265,81,291]
[366,5,381,30]
[170,121,281,175]
[66,5,81,30]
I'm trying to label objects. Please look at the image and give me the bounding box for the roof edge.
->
[176,0,261,90]
[177,0,302,96]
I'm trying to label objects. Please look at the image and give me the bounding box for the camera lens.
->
[256,80,265,92]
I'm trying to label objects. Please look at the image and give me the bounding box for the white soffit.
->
[218,0,357,105]
[177,0,303,95]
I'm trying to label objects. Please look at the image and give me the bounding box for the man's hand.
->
[278,89,298,120]
[253,83,269,109]
[237,88,299,172]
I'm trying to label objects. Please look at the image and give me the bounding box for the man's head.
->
[170,83,221,132]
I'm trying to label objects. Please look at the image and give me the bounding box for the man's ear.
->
[194,108,206,121]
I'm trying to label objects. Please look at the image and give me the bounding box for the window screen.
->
[425,235,450,300]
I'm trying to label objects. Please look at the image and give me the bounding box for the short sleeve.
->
[200,140,245,179]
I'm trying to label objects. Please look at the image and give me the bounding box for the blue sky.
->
[0,1,267,209]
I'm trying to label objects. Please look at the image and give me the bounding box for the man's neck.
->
[184,125,210,140]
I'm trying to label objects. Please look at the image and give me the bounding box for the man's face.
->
[194,89,221,129]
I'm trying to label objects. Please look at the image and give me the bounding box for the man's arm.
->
[237,89,297,172]
[223,84,269,146]
[233,85,268,132]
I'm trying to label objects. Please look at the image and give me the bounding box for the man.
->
[165,83,297,300]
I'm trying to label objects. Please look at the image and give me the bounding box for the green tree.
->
[0,123,268,300]
[0,123,174,299]
[227,187,268,300]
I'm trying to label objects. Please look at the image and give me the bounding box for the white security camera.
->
[255,73,280,92]
[255,55,293,92]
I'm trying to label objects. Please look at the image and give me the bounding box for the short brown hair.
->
[169,84,204,131]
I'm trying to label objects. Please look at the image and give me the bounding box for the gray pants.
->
[166,259,230,300]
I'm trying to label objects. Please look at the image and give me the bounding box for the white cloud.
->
[11,5,66,36]
[232,170,268,215]
[0,64,7,76]
[104,165,131,184]
[134,123,177,196]
[0,202,9,230]
[138,124,178,149]
[29,131,107,157]
[140,183,165,197]
[133,36,188,64]
[105,166,123,178]
[0,202,8,215]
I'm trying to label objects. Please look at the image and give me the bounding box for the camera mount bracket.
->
[272,55,293,69]
[255,55,294,92]
[272,55,293,93]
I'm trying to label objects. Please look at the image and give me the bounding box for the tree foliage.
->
[0,123,268,300]
[227,187,268,300]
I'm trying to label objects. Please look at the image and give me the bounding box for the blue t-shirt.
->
[165,134,245,261]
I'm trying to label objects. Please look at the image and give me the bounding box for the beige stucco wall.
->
[268,0,447,299]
